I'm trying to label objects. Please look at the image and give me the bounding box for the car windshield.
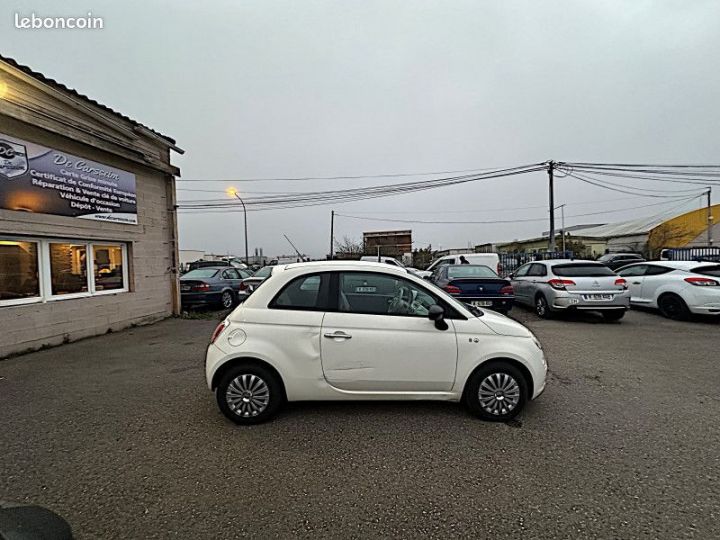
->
[552,263,615,277]
[447,265,497,278]
[253,266,273,278]
[693,264,720,277]
[182,269,218,278]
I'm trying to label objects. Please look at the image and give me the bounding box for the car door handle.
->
[324,331,352,340]
[632,281,641,285]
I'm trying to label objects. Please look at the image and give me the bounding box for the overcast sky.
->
[4,0,719,258]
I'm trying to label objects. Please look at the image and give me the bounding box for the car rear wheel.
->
[658,293,691,321]
[220,290,235,309]
[465,361,528,421]
[602,310,626,321]
[216,364,283,424]
[535,294,553,319]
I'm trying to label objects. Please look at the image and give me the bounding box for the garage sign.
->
[0,132,138,224]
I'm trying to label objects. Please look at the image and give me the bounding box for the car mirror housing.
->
[428,304,448,330]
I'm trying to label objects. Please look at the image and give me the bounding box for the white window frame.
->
[0,235,129,308]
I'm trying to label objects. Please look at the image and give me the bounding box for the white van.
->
[417,253,501,278]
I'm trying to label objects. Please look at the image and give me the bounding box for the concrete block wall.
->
[0,117,178,359]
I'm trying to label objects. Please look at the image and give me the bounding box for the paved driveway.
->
[1,310,719,539]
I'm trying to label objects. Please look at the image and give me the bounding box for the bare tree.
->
[334,236,364,259]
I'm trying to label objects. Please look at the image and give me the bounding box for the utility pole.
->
[708,187,714,246]
[231,192,249,266]
[329,210,335,259]
[548,160,556,252]
[560,204,566,253]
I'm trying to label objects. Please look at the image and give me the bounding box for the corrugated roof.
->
[0,54,177,145]
[570,214,675,238]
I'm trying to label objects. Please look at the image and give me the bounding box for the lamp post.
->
[227,187,249,266]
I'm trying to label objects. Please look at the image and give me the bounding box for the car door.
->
[223,268,247,293]
[639,265,674,304]
[617,264,648,303]
[510,263,532,304]
[320,271,458,392]
[524,263,548,301]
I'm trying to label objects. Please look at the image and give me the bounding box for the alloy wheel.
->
[536,297,547,317]
[221,291,234,308]
[478,373,521,416]
[226,374,270,417]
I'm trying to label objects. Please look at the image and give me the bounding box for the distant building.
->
[496,205,719,258]
[363,229,412,259]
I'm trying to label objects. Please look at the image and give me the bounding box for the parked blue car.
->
[180,266,252,309]
[428,264,515,314]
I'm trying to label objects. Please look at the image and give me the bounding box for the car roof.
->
[185,266,228,271]
[532,259,600,265]
[280,260,409,275]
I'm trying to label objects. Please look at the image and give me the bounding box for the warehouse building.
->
[496,204,719,258]
[0,55,182,358]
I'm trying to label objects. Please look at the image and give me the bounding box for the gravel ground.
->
[1,308,719,539]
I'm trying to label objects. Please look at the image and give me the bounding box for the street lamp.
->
[226,187,249,266]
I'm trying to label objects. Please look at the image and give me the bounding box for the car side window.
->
[337,272,438,317]
[644,265,672,276]
[269,274,328,310]
[514,264,530,277]
[527,264,547,277]
[224,269,240,279]
[618,265,647,277]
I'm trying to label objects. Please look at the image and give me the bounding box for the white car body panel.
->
[618,261,720,315]
[206,261,547,403]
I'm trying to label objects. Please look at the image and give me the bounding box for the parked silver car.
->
[510,259,630,320]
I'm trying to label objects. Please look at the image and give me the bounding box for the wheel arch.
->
[211,356,287,400]
[461,357,534,402]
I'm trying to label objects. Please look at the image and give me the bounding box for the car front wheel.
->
[216,364,283,424]
[220,290,235,309]
[465,361,528,421]
[535,294,553,319]
[658,293,691,321]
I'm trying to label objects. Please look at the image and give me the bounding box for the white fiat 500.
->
[205,261,547,424]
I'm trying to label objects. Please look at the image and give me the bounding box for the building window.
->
[0,240,41,304]
[93,245,125,291]
[0,236,129,307]
[50,242,89,295]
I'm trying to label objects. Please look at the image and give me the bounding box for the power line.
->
[566,171,708,198]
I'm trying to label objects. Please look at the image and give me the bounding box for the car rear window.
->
[692,264,720,277]
[183,269,218,278]
[447,265,497,278]
[552,263,615,277]
[253,266,273,278]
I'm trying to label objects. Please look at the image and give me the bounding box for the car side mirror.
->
[509,273,515,279]
[428,304,448,330]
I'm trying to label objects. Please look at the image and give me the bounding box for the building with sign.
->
[0,55,182,358]
[362,229,412,260]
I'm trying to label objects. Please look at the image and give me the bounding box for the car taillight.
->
[499,285,514,296]
[444,285,462,294]
[239,282,248,291]
[210,320,229,344]
[547,279,575,290]
[685,277,719,286]
[614,278,628,289]
[192,283,210,292]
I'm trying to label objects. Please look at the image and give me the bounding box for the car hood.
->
[476,310,534,338]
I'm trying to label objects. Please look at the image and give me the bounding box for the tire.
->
[464,361,528,422]
[602,310,626,322]
[216,363,284,424]
[535,294,553,319]
[658,293,691,321]
[220,290,236,309]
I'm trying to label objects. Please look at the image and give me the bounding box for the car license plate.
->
[583,294,612,301]
[471,300,493,307]
[355,286,376,293]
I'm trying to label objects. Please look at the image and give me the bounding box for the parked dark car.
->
[180,266,252,309]
[598,252,645,270]
[237,265,274,302]
[429,264,514,314]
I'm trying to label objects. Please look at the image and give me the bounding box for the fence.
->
[660,247,720,262]
[498,251,574,277]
